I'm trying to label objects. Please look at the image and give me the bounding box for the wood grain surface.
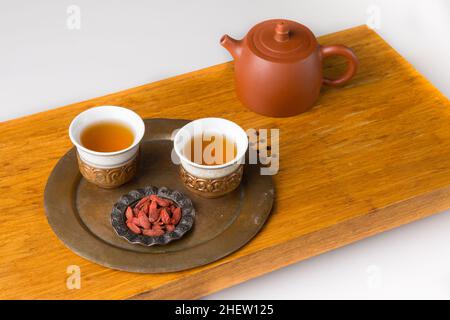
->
[1,25,449,299]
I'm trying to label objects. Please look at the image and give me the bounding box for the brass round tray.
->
[44,118,274,273]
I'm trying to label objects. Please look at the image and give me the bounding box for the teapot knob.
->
[274,22,290,42]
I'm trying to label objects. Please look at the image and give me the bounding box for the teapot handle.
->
[320,45,358,87]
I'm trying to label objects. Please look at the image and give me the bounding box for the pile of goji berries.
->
[125,194,182,236]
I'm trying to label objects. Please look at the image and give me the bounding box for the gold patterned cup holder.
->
[179,164,244,198]
[69,106,145,189]
[77,152,138,189]
[173,118,249,198]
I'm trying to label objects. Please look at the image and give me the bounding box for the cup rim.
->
[173,117,248,170]
[69,106,145,156]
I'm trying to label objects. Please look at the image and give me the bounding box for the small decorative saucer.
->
[111,186,195,246]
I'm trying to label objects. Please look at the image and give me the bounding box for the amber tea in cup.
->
[183,133,237,166]
[80,121,134,152]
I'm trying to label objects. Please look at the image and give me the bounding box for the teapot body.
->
[221,19,358,118]
[234,41,323,117]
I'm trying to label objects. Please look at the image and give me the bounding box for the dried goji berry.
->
[148,201,160,222]
[141,202,149,215]
[127,221,141,234]
[152,223,163,230]
[171,207,182,225]
[135,196,150,209]
[132,217,141,226]
[142,228,164,237]
[125,206,133,221]
[138,211,150,229]
[150,194,171,207]
[161,208,171,224]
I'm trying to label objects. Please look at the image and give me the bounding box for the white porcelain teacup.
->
[174,117,248,198]
[69,106,145,188]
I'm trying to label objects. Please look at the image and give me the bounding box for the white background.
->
[1,0,450,299]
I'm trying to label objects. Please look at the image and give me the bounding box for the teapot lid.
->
[247,19,317,62]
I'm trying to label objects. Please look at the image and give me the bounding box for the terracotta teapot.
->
[221,19,359,117]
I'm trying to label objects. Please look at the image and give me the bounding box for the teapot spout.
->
[220,35,242,60]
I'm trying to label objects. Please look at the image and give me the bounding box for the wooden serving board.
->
[0,25,449,299]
